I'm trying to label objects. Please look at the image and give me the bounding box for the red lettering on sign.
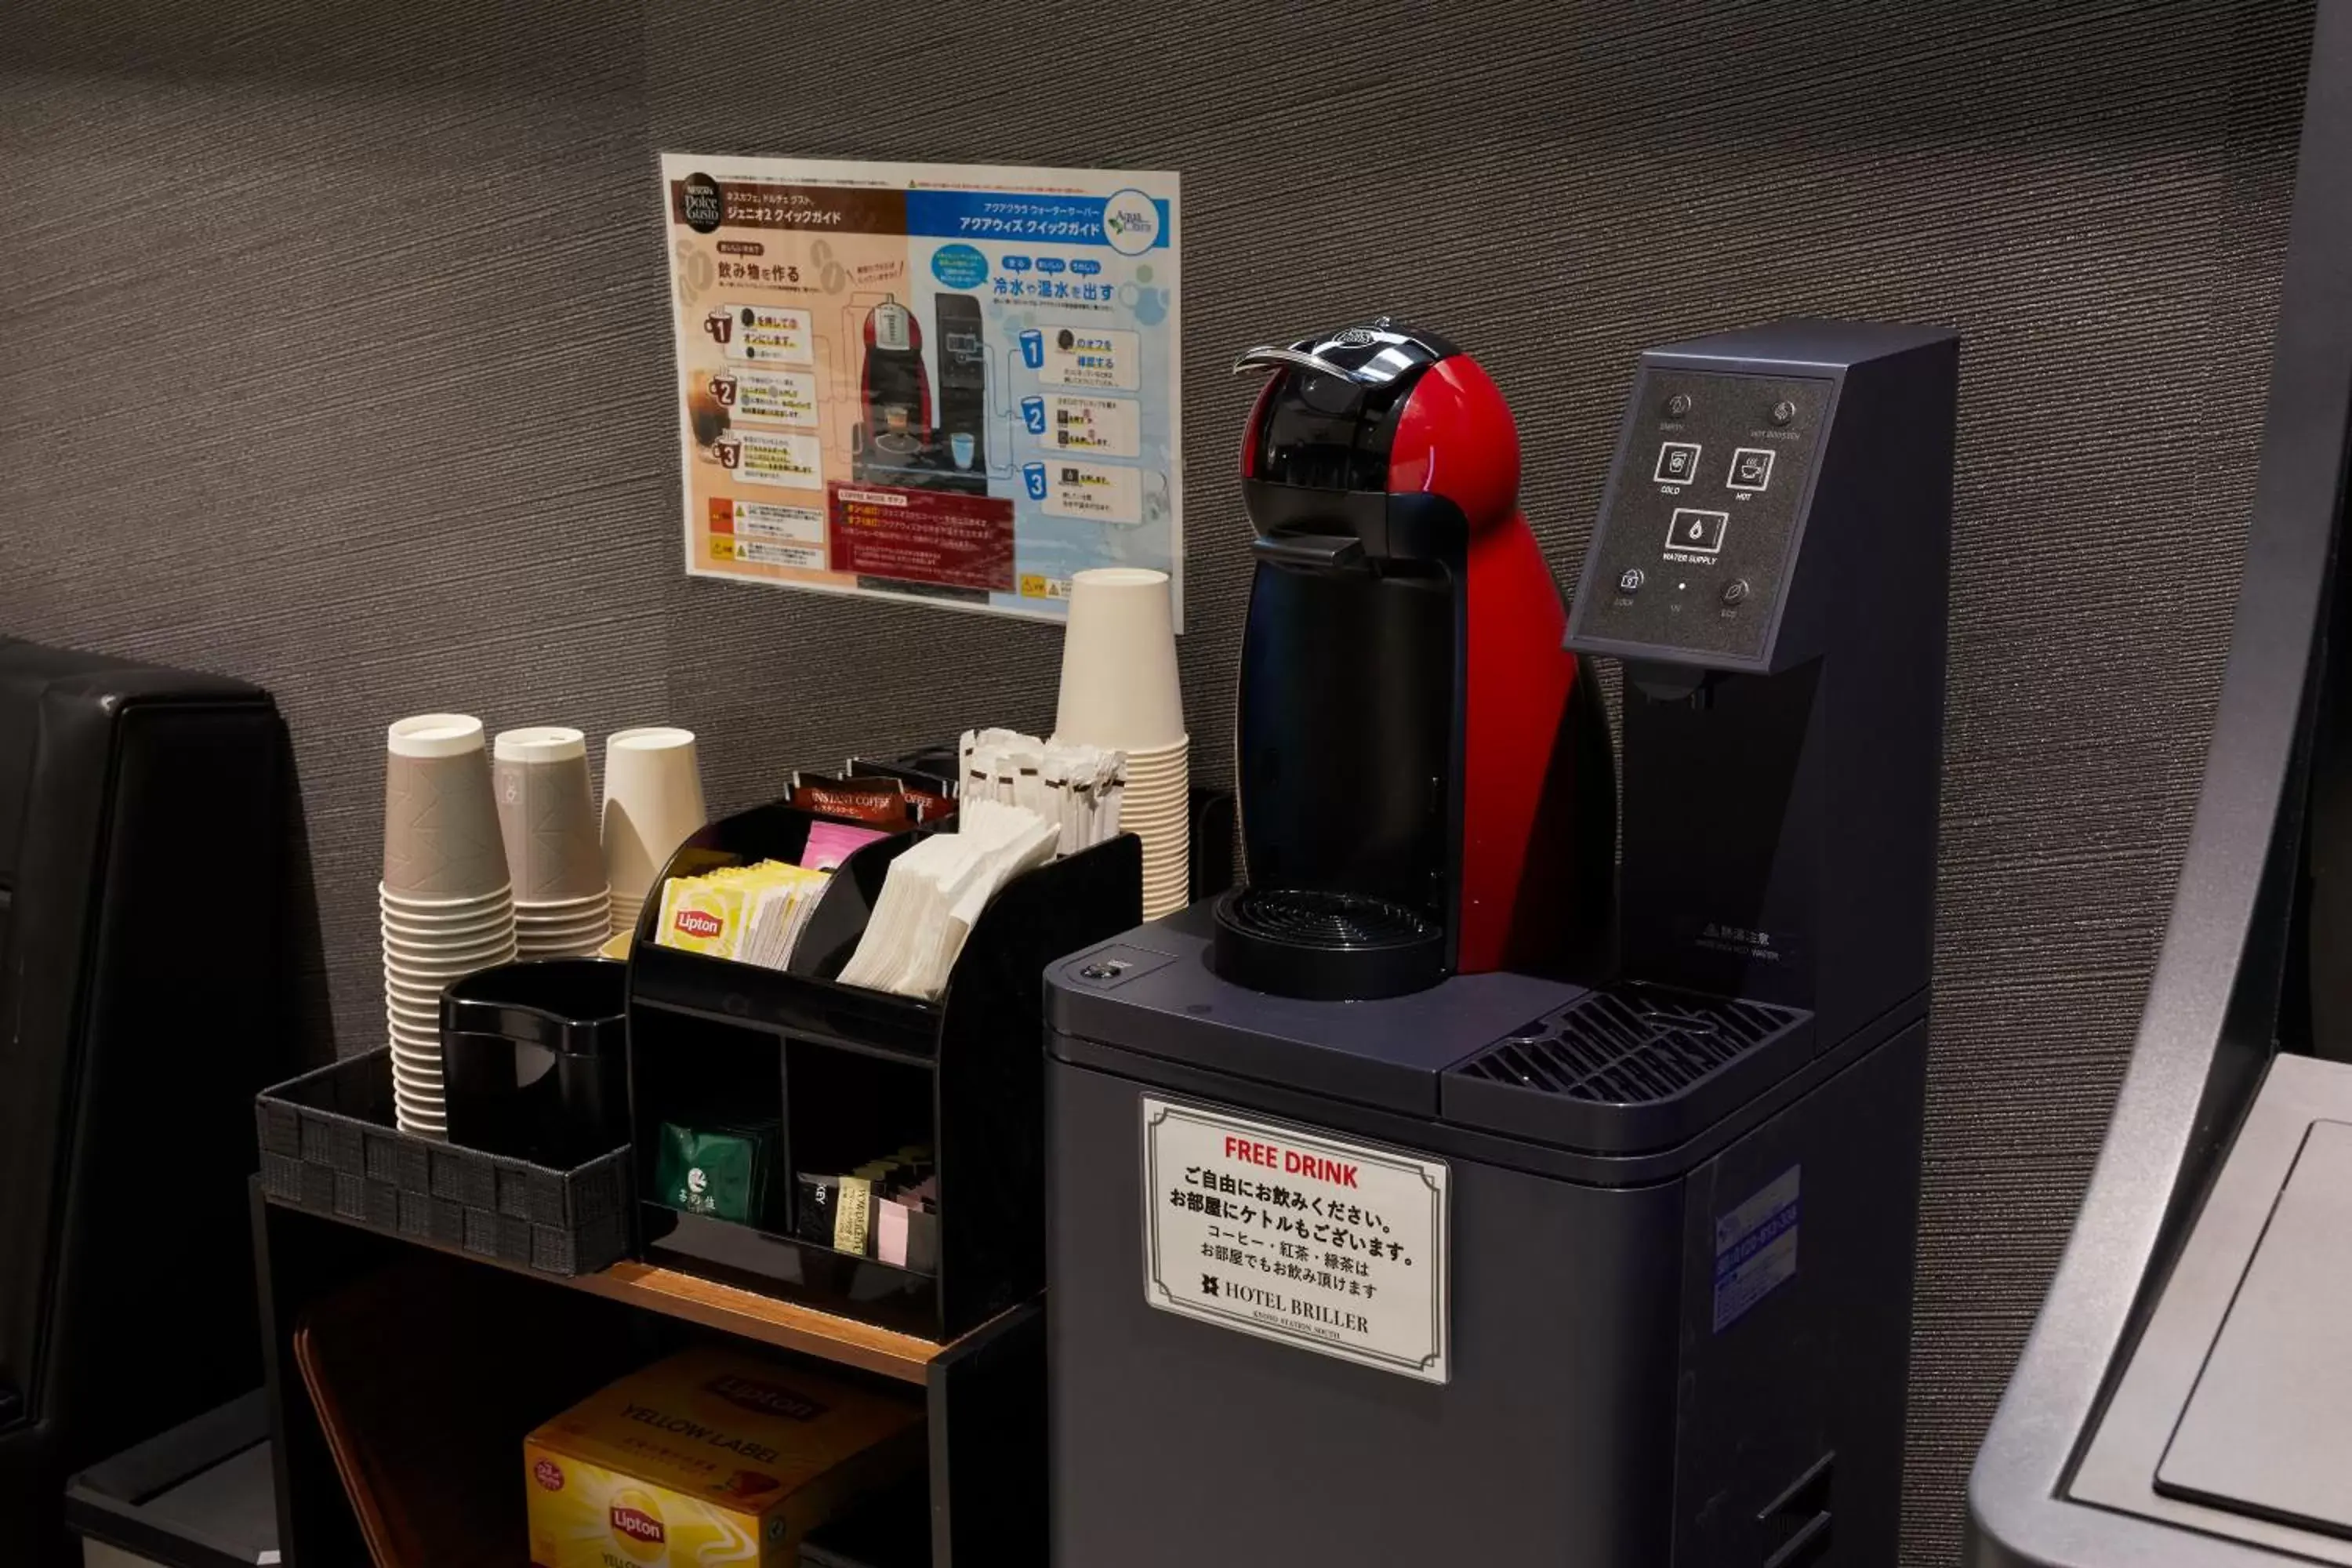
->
[1221,1134,1362,1187]
[1283,1150,1361,1188]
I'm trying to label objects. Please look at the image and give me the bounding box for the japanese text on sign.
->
[1142,1098,1449,1384]
[659,155,1181,623]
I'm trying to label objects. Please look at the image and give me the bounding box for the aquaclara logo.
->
[612,1504,666,1546]
[1102,187,1160,256]
[674,909,724,940]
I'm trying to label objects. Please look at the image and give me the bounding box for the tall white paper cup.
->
[1054,568,1185,751]
[602,727,709,906]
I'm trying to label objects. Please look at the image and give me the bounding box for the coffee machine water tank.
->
[1215,320,1613,1001]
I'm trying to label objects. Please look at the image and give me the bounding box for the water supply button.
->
[1666,509,1729,556]
[1653,441,1702,485]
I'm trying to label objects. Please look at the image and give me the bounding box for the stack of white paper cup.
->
[1123,739,1191,918]
[601,726,709,937]
[1054,568,1190,919]
[495,726,612,959]
[380,713,517,1135]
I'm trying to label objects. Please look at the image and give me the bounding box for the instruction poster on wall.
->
[659,155,1182,623]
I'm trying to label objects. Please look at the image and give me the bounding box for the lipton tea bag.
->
[742,864,830,969]
[654,873,750,957]
[654,861,807,959]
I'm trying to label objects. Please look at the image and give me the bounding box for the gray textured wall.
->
[0,1,2310,1557]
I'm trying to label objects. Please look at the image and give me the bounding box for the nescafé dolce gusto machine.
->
[1214,319,1613,999]
[1046,321,1957,1566]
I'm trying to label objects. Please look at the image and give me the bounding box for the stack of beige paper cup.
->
[601,726,709,938]
[1054,568,1189,919]
[495,726,612,959]
[380,713,517,1135]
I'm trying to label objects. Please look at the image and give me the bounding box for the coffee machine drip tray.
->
[1212,886,1445,1002]
[1444,983,1814,1155]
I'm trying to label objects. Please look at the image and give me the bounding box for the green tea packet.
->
[655,1119,779,1225]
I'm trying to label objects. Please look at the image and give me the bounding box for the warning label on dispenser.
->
[1712,1165,1800,1332]
[1142,1098,1449,1384]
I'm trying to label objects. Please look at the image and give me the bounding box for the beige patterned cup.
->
[383,714,507,901]
[493,726,606,902]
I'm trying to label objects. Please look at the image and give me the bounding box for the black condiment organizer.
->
[624,801,1142,1340]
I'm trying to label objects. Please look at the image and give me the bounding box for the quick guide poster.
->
[659,156,1182,623]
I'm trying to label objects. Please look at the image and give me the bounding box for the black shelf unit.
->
[252,1185,1051,1567]
[626,802,1142,1341]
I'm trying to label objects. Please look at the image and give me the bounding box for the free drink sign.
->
[1142,1098,1449,1385]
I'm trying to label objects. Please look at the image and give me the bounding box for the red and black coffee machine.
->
[857,295,931,441]
[1214,319,1614,999]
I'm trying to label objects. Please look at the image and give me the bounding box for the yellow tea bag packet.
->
[655,860,811,958]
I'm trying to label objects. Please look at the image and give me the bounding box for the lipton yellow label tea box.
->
[524,1346,922,1567]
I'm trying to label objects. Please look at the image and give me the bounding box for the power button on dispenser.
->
[1066,944,1178,989]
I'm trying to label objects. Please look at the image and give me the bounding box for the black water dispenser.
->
[1044,321,1958,1567]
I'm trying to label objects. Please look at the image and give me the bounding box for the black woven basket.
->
[255,1048,632,1276]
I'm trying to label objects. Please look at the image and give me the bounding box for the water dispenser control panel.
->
[1569,368,1835,667]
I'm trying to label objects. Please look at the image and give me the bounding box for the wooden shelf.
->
[570,1260,946,1382]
